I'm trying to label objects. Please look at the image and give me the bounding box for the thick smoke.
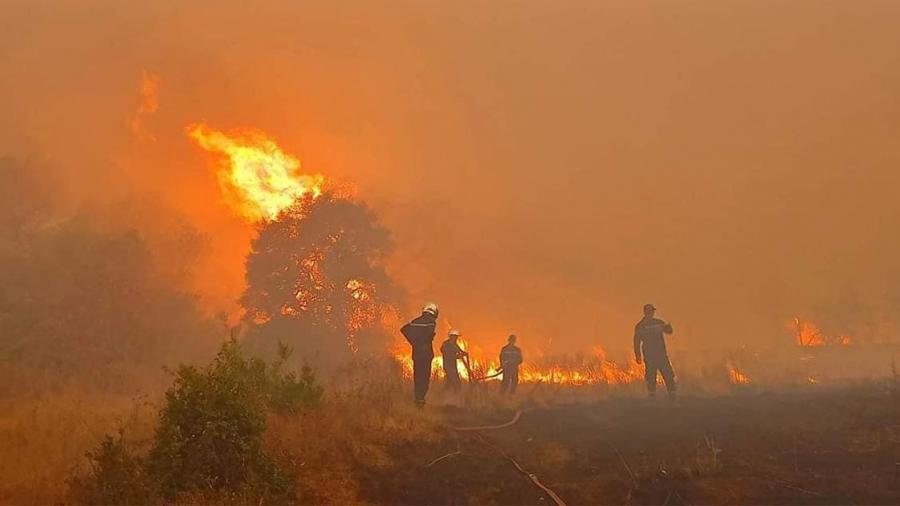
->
[0,159,221,393]
[1,1,899,363]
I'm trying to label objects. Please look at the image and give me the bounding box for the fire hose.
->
[473,432,567,506]
[446,409,566,506]
[466,367,503,382]
[457,344,503,382]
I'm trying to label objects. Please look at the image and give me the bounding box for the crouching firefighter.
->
[401,303,438,406]
[633,303,676,399]
[440,329,469,392]
[499,334,523,394]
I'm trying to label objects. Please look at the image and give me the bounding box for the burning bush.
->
[241,193,400,363]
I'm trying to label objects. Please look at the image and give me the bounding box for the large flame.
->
[188,123,324,222]
[392,339,645,386]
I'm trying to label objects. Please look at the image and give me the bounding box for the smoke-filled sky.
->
[2,1,899,357]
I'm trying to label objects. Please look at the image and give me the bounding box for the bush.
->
[147,339,314,502]
[268,341,325,415]
[72,339,324,503]
[68,431,152,505]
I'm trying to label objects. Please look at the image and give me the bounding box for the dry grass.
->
[267,362,446,503]
[1,355,896,505]
[0,392,156,504]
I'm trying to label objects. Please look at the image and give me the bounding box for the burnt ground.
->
[361,383,899,505]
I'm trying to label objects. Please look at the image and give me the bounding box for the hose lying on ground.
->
[473,432,567,506]
[442,408,567,506]
[452,409,522,431]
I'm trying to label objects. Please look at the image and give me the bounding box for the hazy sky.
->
[2,1,899,356]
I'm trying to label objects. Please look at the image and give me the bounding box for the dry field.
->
[1,362,897,505]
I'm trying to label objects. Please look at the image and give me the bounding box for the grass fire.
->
[2,2,900,505]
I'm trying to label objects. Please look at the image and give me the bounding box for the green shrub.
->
[70,339,323,503]
[268,341,325,415]
[69,431,153,505]
[147,339,299,502]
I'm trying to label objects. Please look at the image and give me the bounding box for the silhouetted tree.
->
[241,193,399,362]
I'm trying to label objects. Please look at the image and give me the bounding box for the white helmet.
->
[423,302,439,316]
[449,329,461,337]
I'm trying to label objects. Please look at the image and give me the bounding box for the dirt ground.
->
[361,383,899,505]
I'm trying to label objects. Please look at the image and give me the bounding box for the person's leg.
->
[500,372,509,393]
[510,368,519,394]
[644,361,659,397]
[413,356,430,404]
[447,372,460,391]
[659,357,676,398]
[422,357,431,399]
[413,357,423,402]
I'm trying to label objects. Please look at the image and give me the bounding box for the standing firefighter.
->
[440,329,468,392]
[499,334,523,394]
[633,303,676,399]
[401,303,438,406]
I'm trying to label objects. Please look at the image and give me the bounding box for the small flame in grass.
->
[789,317,855,347]
[187,123,324,222]
[792,317,825,347]
[728,366,751,385]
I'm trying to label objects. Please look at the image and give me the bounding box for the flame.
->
[187,123,324,222]
[791,317,825,346]
[392,341,645,386]
[345,278,378,353]
[728,365,751,385]
[789,317,854,347]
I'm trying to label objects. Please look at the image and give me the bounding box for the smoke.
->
[129,70,160,141]
[1,0,899,364]
[0,159,222,393]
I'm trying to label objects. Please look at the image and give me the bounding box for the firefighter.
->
[633,303,676,399]
[440,329,468,392]
[401,302,438,406]
[499,334,523,394]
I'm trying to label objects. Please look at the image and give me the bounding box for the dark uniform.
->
[401,311,437,405]
[440,339,466,391]
[633,317,676,396]
[499,343,523,394]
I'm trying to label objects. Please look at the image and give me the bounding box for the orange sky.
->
[2,0,899,357]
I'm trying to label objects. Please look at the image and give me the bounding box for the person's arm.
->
[663,322,673,334]
[633,327,643,363]
[401,322,414,345]
[515,348,523,366]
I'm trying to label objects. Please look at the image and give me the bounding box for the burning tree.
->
[188,124,400,362]
[240,193,399,361]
